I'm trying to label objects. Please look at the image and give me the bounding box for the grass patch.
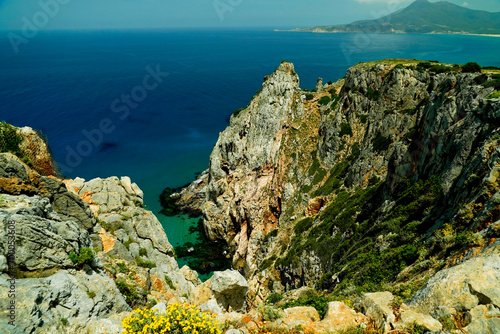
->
[68,248,94,267]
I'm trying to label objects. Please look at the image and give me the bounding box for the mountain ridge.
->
[292,0,500,35]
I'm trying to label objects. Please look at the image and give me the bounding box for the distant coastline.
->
[274,29,500,38]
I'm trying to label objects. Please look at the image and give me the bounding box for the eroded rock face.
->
[409,254,500,317]
[199,62,302,277]
[0,194,91,272]
[177,61,500,312]
[0,270,130,334]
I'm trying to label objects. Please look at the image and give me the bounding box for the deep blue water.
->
[1,28,500,247]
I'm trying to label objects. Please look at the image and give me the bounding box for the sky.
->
[0,0,500,30]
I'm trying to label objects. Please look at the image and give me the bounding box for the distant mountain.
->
[294,0,500,35]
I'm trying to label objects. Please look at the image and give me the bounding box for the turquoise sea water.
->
[1,28,500,249]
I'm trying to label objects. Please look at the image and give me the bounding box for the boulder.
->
[211,270,249,312]
[200,299,224,314]
[356,291,396,332]
[397,304,442,332]
[408,254,500,317]
[317,301,369,332]
[282,306,319,329]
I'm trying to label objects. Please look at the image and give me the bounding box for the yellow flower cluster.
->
[122,303,222,334]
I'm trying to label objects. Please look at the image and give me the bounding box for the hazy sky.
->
[1,0,500,30]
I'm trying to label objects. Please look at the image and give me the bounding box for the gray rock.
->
[356,291,396,332]
[129,243,140,258]
[211,269,248,312]
[0,195,92,272]
[200,298,224,314]
[409,254,500,317]
[152,302,167,314]
[0,270,130,334]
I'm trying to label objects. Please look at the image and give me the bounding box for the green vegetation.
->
[0,121,35,168]
[366,88,380,101]
[139,248,147,257]
[136,257,156,269]
[266,292,284,304]
[87,291,96,299]
[360,115,368,124]
[373,133,392,152]
[263,229,278,243]
[339,122,353,137]
[487,91,500,99]
[294,217,314,234]
[164,275,176,290]
[60,318,68,326]
[462,62,481,73]
[117,262,130,274]
[305,93,314,101]
[281,290,331,318]
[97,219,124,234]
[159,187,181,216]
[174,219,232,275]
[318,95,331,106]
[483,79,500,90]
[68,248,94,267]
[258,304,283,322]
[259,255,277,271]
[313,159,350,197]
[116,280,138,306]
[0,121,23,155]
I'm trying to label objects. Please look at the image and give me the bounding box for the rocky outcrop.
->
[0,152,203,332]
[190,269,249,313]
[408,254,500,333]
[0,270,130,334]
[178,60,500,311]
[0,153,95,229]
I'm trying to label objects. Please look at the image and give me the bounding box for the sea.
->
[1,28,500,252]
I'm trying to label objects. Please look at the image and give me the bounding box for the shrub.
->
[339,122,353,137]
[305,93,314,101]
[87,291,96,298]
[136,257,156,269]
[258,303,283,322]
[122,303,222,334]
[116,280,138,306]
[373,132,392,152]
[68,248,94,267]
[139,248,147,257]
[462,62,481,73]
[281,290,331,318]
[366,88,380,101]
[487,91,500,99]
[60,318,68,326]
[266,293,284,304]
[318,95,331,105]
[259,255,277,271]
[117,262,130,274]
[159,187,181,216]
[0,121,23,155]
[164,275,176,290]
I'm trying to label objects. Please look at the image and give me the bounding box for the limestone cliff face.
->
[201,61,303,275]
[179,60,500,308]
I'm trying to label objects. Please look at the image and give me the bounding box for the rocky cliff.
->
[177,60,500,318]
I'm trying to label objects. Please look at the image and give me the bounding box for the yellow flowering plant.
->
[122,303,222,334]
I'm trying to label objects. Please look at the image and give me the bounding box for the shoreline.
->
[275,29,500,38]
